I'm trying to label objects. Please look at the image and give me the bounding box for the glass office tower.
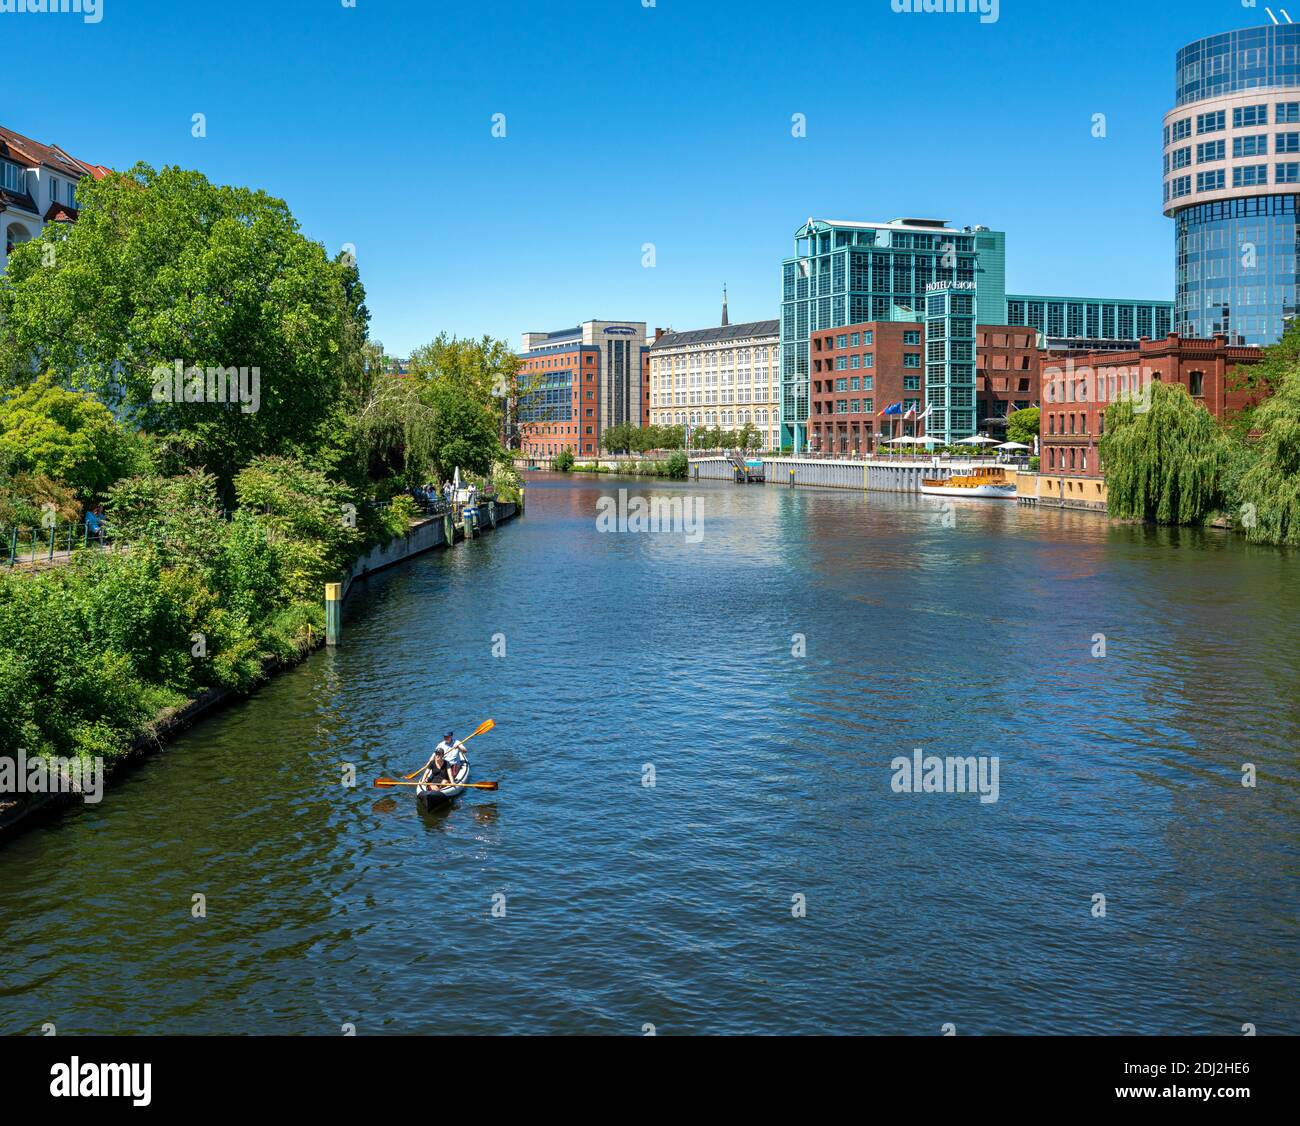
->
[779,218,1006,451]
[1165,23,1300,344]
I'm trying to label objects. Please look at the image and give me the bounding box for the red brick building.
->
[1038,333,1264,507]
[809,321,1042,455]
[517,344,601,458]
[977,325,1040,427]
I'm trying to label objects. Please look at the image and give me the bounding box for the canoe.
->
[415,761,469,811]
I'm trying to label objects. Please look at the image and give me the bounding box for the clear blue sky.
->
[4,0,1271,353]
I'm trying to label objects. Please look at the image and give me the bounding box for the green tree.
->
[1007,407,1040,447]
[0,164,362,489]
[233,456,362,601]
[1235,351,1300,545]
[427,382,503,483]
[1099,382,1231,525]
[0,374,151,496]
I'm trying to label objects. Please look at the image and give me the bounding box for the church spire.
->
[721,283,729,327]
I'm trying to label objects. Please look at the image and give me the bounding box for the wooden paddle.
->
[374,777,499,791]
[402,718,495,780]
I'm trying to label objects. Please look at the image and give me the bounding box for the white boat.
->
[415,761,469,810]
[919,468,1018,500]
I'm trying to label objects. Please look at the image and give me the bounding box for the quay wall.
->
[689,456,1007,494]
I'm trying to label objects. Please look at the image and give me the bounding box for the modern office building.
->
[808,321,924,454]
[780,218,1007,450]
[807,317,1042,454]
[1005,295,1174,351]
[516,320,648,459]
[1,123,108,274]
[648,317,780,450]
[1165,21,1300,344]
[779,217,1169,450]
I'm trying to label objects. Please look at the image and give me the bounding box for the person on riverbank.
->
[85,505,106,546]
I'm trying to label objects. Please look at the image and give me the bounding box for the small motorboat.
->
[415,761,470,811]
[920,467,1017,499]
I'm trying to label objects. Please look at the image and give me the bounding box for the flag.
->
[916,404,933,423]
[881,401,903,416]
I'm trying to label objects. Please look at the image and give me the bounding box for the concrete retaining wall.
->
[343,501,517,599]
[690,456,1002,493]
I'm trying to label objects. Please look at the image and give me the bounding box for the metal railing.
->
[3,521,114,567]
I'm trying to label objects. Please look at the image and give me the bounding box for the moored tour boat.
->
[919,467,1017,500]
[416,761,470,811]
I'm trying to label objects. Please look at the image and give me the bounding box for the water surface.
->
[1,474,1296,1034]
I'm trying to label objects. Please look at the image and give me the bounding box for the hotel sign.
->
[926,281,977,293]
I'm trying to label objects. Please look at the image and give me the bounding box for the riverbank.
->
[0,502,518,843]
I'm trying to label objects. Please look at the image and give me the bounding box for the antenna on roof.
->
[1283,8,1294,23]
[1266,7,1280,24]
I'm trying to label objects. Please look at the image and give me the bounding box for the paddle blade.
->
[374,777,407,787]
[463,781,499,791]
[467,718,495,740]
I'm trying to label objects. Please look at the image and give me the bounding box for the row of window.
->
[1167,101,1300,145]
[1046,446,1089,473]
[1175,131,1300,171]
[1167,162,1300,199]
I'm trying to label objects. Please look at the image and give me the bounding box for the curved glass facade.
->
[1175,195,1300,343]
[1176,24,1300,106]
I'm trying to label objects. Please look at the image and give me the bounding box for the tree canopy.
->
[0,373,150,496]
[0,163,363,488]
[1007,407,1040,447]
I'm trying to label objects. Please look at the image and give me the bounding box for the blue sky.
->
[3,0,1275,353]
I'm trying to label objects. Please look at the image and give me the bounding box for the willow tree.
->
[1235,356,1300,546]
[1099,381,1230,525]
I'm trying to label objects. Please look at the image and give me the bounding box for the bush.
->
[665,451,689,479]
[551,448,575,472]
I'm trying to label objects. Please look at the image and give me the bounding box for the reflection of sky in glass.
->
[1175,198,1299,344]
[1176,25,1300,107]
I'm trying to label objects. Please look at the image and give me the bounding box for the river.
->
[1,472,1297,1035]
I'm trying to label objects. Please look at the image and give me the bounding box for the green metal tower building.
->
[779,218,1007,451]
[923,282,979,443]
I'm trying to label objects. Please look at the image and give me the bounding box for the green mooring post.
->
[488,500,497,528]
[444,513,454,544]
[465,511,476,539]
[788,466,795,487]
[325,582,342,646]
[518,485,525,517]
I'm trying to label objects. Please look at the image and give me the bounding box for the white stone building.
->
[1,123,108,275]
[647,308,781,450]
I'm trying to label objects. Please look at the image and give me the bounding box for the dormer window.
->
[1,159,31,195]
